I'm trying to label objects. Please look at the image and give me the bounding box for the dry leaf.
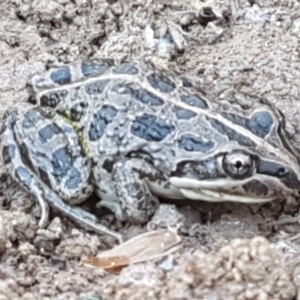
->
[83,255,130,273]
[82,228,182,271]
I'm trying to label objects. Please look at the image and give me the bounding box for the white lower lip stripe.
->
[179,188,274,203]
[170,177,241,189]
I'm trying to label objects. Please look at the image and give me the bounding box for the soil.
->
[1,0,300,299]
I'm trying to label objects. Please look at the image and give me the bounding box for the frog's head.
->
[170,105,300,203]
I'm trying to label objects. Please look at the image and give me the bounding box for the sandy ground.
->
[1,0,300,299]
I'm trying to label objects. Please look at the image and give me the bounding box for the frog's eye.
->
[222,151,254,180]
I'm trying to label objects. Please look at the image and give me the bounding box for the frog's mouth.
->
[169,176,289,204]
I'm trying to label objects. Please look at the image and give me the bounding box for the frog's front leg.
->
[0,106,123,243]
[98,158,164,224]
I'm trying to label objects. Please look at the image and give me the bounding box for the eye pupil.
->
[222,151,254,179]
[235,161,243,169]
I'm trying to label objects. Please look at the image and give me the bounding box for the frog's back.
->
[33,60,219,164]
[32,59,299,176]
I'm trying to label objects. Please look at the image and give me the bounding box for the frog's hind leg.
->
[0,108,123,243]
[1,107,50,227]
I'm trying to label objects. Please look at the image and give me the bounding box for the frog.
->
[1,58,300,243]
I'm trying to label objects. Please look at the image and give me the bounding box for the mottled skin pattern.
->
[1,58,300,242]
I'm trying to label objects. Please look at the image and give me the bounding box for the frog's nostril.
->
[278,167,287,177]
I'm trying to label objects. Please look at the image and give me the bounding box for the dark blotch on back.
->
[173,106,196,120]
[180,94,208,109]
[242,179,268,196]
[209,118,256,147]
[85,79,110,95]
[131,113,175,142]
[114,61,139,75]
[257,160,300,190]
[221,110,274,138]
[88,105,118,141]
[112,82,164,106]
[248,111,274,138]
[40,90,68,108]
[178,134,214,152]
[81,60,114,77]
[2,144,16,164]
[147,73,176,93]
[50,146,73,184]
[50,66,72,85]
[15,166,32,189]
[22,109,45,129]
[66,168,82,189]
[39,123,61,143]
